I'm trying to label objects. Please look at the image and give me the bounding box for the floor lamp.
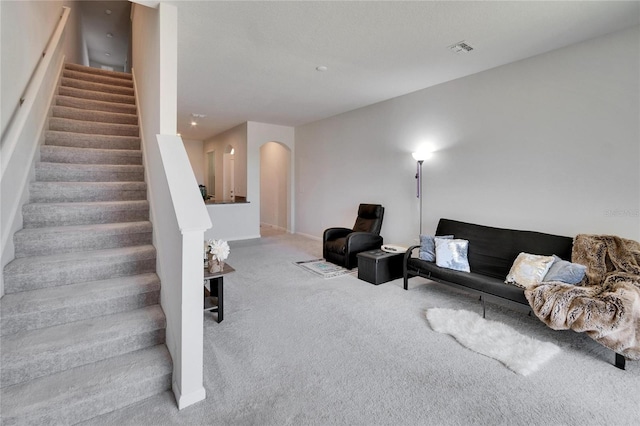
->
[412,152,428,235]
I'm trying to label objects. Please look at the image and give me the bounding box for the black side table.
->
[204,263,235,322]
[357,249,404,285]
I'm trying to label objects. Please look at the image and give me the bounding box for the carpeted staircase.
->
[1,63,172,425]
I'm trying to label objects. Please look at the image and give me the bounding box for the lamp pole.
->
[415,159,424,235]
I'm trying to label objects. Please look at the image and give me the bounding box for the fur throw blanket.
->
[525,234,640,360]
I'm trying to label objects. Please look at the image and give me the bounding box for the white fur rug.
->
[426,308,561,376]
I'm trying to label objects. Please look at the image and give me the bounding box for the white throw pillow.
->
[505,252,555,289]
[435,238,470,273]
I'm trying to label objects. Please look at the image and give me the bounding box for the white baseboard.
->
[295,232,322,242]
[173,382,206,410]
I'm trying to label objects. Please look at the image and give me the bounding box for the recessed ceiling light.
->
[106,32,113,38]
[105,9,112,15]
[316,65,328,72]
[105,52,111,57]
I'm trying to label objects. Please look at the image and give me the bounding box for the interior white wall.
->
[62,1,82,65]
[260,141,290,232]
[182,138,205,185]
[0,2,80,297]
[1,0,63,133]
[295,26,640,244]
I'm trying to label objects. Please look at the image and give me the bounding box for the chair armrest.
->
[323,227,352,242]
[344,232,383,253]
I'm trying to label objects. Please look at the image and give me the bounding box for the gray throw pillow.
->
[543,255,587,285]
[419,234,453,261]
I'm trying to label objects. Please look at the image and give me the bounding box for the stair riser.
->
[45,131,140,150]
[4,259,156,294]
[63,374,172,426]
[61,77,134,97]
[65,63,133,81]
[30,190,147,203]
[2,329,165,387]
[22,205,149,228]
[29,182,146,203]
[15,231,152,258]
[40,147,142,165]
[59,86,135,105]
[62,69,133,89]
[35,167,144,182]
[3,373,171,426]
[49,117,139,137]
[52,106,138,126]
[57,95,137,115]
[1,290,160,336]
[0,345,172,425]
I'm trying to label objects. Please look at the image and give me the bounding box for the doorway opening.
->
[259,141,291,235]
[206,150,215,199]
[222,145,235,202]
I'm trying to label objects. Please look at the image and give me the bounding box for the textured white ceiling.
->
[87,1,640,141]
[172,1,639,140]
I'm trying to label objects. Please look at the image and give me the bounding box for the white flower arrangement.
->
[206,239,230,262]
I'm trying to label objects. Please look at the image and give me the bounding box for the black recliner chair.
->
[323,204,385,269]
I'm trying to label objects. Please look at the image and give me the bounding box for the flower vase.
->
[208,255,224,273]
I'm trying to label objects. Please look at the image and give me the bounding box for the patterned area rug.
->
[426,308,561,376]
[295,259,355,279]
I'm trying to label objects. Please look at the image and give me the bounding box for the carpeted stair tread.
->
[35,162,144,182]
[45,130,140,150]
[61,77,134,97]
[0,345,172,426]
[3,245,157,293]
[40,145,142,165]
[65,62,132,81]
[0,273,160,336]
[22,200,149,228]
[29,181,146,202]
[1,305,166,387]
[52,105,138,125]
[49,117,139,137]
[63,69,133,88]
[59,85,135,105]
[14,221,152,258]
[57,94,137,115]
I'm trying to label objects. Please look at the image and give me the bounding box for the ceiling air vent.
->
[449,41,474,54]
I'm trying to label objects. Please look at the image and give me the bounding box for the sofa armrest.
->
[403,245,420,290]
[404,245,420,262]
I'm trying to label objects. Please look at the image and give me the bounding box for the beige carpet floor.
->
[85,232,640,426]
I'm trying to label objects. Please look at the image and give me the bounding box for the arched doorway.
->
[259,141,291,234]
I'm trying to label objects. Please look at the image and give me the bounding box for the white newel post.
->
[176,230,207,408]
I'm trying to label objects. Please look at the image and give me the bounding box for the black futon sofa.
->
[403,218,626,369]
